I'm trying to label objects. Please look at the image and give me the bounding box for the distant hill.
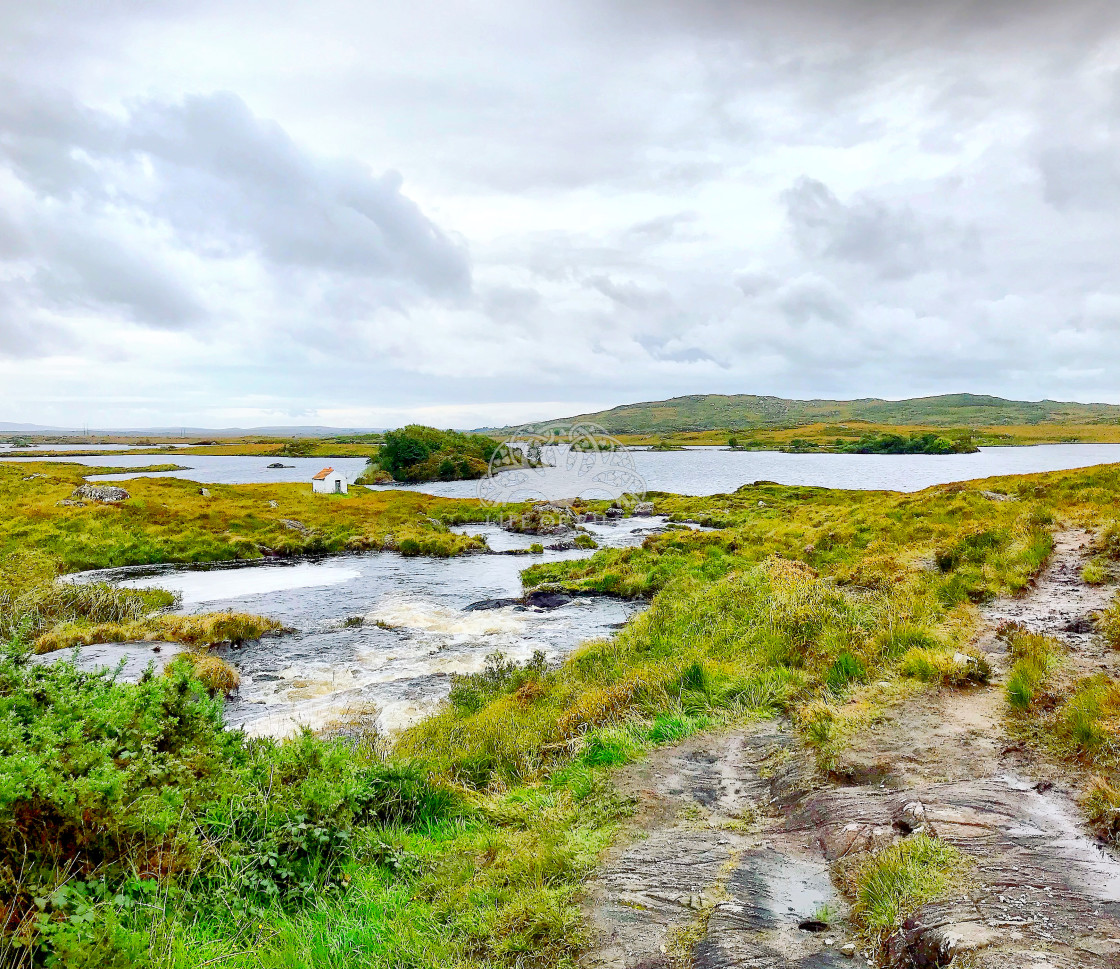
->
[0,423,384,437]
[491,394,1120,435]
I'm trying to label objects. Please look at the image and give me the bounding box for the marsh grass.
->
[848,834,968,944]
[166,651,241,695]
[7,462,1120,967]
[1003,627,1064,711]
[33,611,284,653]
[1098,593,1120,649]
[0,461,491,575]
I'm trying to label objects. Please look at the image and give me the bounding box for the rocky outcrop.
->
[71,484,130,503]
[279,518,312,535]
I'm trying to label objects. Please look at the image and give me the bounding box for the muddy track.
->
[583,530,1120,969]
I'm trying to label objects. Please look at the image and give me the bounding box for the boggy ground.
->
[583,531,1120,969]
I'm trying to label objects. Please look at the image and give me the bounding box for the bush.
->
[0,629,458,959]
[375,426,502,483]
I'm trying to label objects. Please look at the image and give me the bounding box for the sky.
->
[1,0,1119,429]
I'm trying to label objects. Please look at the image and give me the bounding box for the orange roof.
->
[312,467,335,480]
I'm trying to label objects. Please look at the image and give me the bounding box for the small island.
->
[356,425,518,483]
[729,431,978,455]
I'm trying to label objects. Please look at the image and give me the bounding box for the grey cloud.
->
[776,275,851,325]
[783,176,979,280]
[0,87,470,348]
[37,227,203,328]
[1039,146,1120,209]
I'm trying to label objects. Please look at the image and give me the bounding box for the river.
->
[62,517,668,738]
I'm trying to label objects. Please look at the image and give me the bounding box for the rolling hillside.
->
[494,394,1120,435]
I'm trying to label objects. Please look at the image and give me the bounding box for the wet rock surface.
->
[29,641,186,680]
[584,531,1120,969]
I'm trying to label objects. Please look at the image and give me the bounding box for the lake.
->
[5,443,1120,494]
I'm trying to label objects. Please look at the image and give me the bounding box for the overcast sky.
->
[2,0,1119,429]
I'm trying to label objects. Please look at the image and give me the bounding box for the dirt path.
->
[583,530,1120,969]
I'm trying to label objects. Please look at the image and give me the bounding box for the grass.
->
[33,611,284,653]
[1098,593,1120,649]
[848,833,968,944]
[0,461,492,575]
[1003,626,1064,711]
[7,461,1120,965]
[167,650,242,695]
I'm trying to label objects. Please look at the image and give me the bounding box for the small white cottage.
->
[312,467,348,494]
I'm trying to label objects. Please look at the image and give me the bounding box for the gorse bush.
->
[0,629,459,964]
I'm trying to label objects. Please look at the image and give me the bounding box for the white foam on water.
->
[366,596,525,637]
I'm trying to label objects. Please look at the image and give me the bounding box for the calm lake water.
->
[367,443,1120,498]
[7,443,1120,494]
[2,454,371,484]
[61,517,669,738]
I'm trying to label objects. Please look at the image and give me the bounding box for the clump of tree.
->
[838,432,978,455]
[372,425,505,482]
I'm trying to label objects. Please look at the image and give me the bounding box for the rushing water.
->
[10,443,1120,494]
[64,517,669,738]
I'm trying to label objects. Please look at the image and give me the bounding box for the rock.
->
[72,484,130,503]
[22,473,47,481]
[546,539,578,551]
[279,518,312,535]
[894,904,997,968]
[524,590,572,610]
[268,500,279,508]
[893,800,929,836]
[840,942,856,958]
[758,500,768,507]
[267,462,294,468]
[980,490,1015,502]
[463,598,522,612]
[55,499,85,507]
[633,501,655,516]
[605,506,624,519]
